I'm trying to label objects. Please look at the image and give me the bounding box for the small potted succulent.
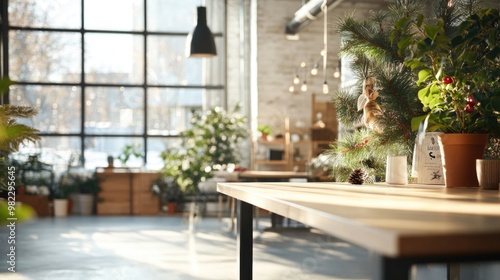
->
[257,124,272,141]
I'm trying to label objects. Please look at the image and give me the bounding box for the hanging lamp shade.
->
[186,6,217,58]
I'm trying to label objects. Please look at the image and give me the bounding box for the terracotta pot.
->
[67,198,73,214]
[438,133,488,188]
[476,159,500,190]
[167,202,177,214]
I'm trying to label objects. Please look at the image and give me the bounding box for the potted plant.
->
[52,184,75,217]
[257,124,272,141]
[151,177,184,214]
[476,137,500,190]
[60,170,101,215]
[397,7,500,187]
[160,104,247,195]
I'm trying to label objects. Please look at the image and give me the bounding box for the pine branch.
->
[332,86,362,126]
[338,15,401,64]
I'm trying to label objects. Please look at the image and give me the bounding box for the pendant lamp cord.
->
[322,0,328,84]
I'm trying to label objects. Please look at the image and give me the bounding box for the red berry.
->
[466,95,477,106]
[355,144,359,148]
[443,76,453,84]
[465,104,474,113]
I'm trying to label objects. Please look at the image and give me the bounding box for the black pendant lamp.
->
[186,6,217,58]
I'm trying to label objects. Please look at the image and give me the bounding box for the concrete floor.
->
[0,215,372,280]
[1,215,498,280]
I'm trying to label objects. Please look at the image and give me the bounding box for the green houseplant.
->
[117,144,143,166]
[160,104,247,194]
[151,177,184,214]
[257,124,272,141]
[60,171,101,215]
[396,5,500,187]
[398,8,500,135]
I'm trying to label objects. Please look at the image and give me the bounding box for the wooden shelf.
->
[252,96,338,172]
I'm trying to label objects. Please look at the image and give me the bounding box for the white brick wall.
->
[228,0,387,135]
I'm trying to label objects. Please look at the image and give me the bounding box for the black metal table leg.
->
[372,254,411,280]
[447,263,460,280]
[237,200,253,280]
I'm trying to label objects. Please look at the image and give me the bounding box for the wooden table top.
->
[237,170,315,179]
[217,182,500,258]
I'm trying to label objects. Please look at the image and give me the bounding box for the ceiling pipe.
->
[285,0,344,35]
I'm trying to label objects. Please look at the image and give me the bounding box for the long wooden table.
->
[217,182,500,280]
[237,170,318,181]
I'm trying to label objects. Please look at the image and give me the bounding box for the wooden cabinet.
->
[96,169,161,215]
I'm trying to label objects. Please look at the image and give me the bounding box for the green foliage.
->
[327,128,409,182]
[0,78,40,191]
[151,177,184,203]
[257,124,272,136]
[329,0,424,181]
[396,6,500,135]
[59,172,101,196]
[117,144,143,165]
[160,105,247,194]
[0,201,35,225]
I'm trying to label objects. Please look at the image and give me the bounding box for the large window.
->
[4,0,225,172]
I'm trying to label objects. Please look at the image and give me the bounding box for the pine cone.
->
[348,169,365,185]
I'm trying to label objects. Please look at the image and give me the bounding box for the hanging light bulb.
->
[293,67,300,84]
[301,81,307,92]
[333,67,340,78]
[289,85,295,93]
[333,60,341,78]
[311,63,319,76]
[323,81,329,94]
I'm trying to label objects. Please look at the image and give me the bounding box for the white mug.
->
[386,156,408,185]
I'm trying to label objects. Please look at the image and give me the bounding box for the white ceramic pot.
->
[476,159,500,190]
[54,199,68,217]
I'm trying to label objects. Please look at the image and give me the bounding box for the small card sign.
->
[411,132,445,185]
